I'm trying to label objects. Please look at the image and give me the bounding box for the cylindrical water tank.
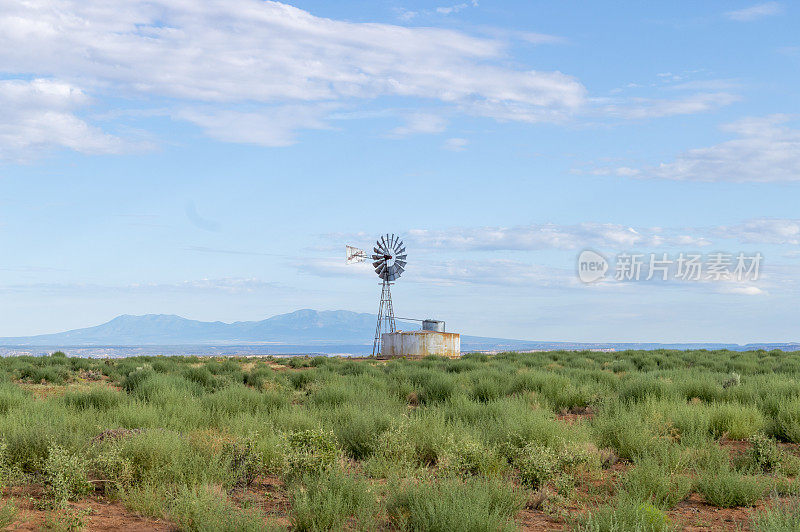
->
[422,319,445,332]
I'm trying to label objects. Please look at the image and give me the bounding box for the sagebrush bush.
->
[387,477,525,532]
[708,403,765,439]
[0,382,29,415]
[745,433,784,473]
[773,397,800,443]
[515,443,557,488]
[592,408,653,460]
[698,470,766,508]
[44,443,93,505]
[63,387,125,411]
[576,495,672,532]
[282,429,340,481]
[623,457,692,509]
[751,501,800,531]
[169,484,274,532]
[290,471,377,531]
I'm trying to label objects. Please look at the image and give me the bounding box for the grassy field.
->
[1,350,800,530]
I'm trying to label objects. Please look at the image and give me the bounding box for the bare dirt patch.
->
[3,485,172,531]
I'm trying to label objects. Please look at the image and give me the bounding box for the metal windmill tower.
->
[346,234,407,355]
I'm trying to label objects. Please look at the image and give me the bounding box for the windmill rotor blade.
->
[396,246,406,255]
[394,260,406,269]
[394,265,405,275]
[395,254,407,261]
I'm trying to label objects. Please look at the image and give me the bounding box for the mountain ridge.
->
[0,310,522,347]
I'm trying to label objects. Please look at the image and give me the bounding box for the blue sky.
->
[1,1,799,342]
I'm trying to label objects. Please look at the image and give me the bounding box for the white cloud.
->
[597,115,800,182]
[297,256,575,288]
[436,1,479,15]
[443,137,468,151]
[422,259,574,287]
[726,2,782,21]
[407,223,710,251]
[0,79,126,159]
[389,113,448,137]
[0,1,748,152]
[0,1,589,149]
[714,219,800,245]
[719,285,767,295]
[0,1,583,111]
[394,8,418,21]
[175,105,334,146]
[599,92,740,119]
[649,115,800,182]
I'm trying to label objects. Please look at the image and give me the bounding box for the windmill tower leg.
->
[373,280,396,356]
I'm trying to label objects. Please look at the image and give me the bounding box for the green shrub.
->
[746,433,784,473]
[0,501,17,529]
[222,438,263,488]
[387,477,525,532]
[290,471,377,531]
[415,372,456,404]
[438,435,504,478]
[121,366,155,392]
[0,382,29,414]
[752,501,800,531]
[182,366,218,391]
[44,443,93,506]
[62,387,125,411]
[576,495,672,532]
[169,484,273,532]
[202,384,286,417]
[19,364,68,384]
[118,430,228,488]
[623,458,692,509]
[470,375,505,403]
[515,443,557,488]
[282,429,340,481]
[773,397,800,443]
[592,409,653,460]
[708,403,764,439]
[330,406,391,460]
[91,444,134,494]
[618,378,670,403]
[697,470,766,507]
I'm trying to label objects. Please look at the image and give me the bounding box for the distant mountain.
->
[0,310,797,353]
[0,310,527,348]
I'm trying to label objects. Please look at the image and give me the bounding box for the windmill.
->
[346,234,407,355]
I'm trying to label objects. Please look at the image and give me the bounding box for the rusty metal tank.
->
[422,319,445,332]
[380,330,460,359]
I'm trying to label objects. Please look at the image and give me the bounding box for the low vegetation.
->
[0,349,798,529]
